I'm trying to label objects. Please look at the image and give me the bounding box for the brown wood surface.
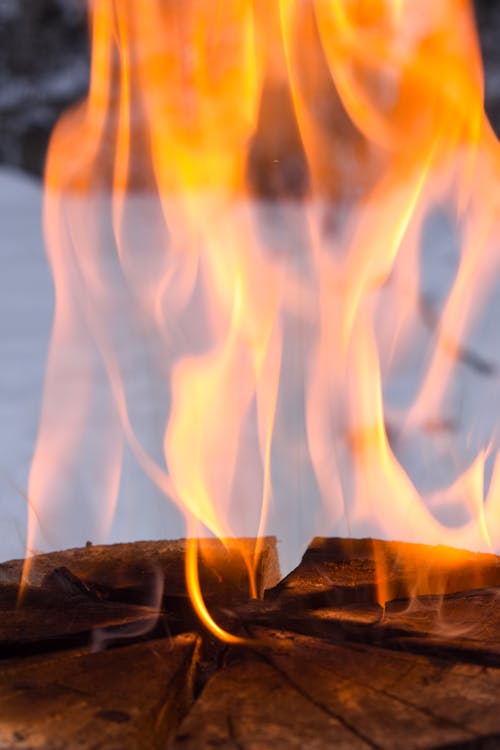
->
[0,537,280,601]
[172,628,500,749]
[233,590,500,669]
[0,633,199,750]
[172,648,371,750]
[172,538,500,748]
[267,537,500,608]
[0,537,279,655]
[0,582,161,657]
[2,537,500,749]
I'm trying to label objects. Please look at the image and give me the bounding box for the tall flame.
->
[26,0,500,638]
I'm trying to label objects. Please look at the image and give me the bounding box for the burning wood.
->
[2,537,500,748]
[267,537,500,607]
[1,537,279,602]
[25,0,500,635]
[0,538,279,656]
[3,0,500,744]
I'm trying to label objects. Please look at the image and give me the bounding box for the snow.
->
[0,169,52,559]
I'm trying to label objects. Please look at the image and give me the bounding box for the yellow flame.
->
[185,536,248,645]
[27,0,500,637]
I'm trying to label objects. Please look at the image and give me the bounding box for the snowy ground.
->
[1,166,500,574]
[0,169,189,562]
[0,169,53,560]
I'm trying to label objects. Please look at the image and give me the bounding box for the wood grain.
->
[0,633,199,750]
[2,537,500,749]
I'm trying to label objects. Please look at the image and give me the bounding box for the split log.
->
[0,537,280,602]
[232,539,500,668]
[266,537,500,608]
[281,588,500,667]
[235,590,500,668]
[169,539,500,748]
[2,536,500,749]
[0,538,279,656]
[370,589,500,667]
[0,633,199,750]
[0,582,161,658]
[171,646,370,750]
[172,628,500,749]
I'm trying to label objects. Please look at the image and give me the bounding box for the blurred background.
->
[0,0,499,177]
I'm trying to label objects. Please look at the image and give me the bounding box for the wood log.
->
[230,540,500,668]
[2,536,500,749]
[266,537,500,608]
[172,628,500,749]
[0,538,279,656]
[0,537,280,602]
[168,539,500,748]
[0,582,161,658]
[0,633,199,750]
[171,646,370,750]
[233,590,500,668]
[289,589,500,666]
[371,589,500,667]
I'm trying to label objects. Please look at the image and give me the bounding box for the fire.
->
[25,0,500,638]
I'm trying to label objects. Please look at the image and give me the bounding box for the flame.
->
[26,0,500,636]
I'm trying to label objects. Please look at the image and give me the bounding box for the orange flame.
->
[26,0,500,636]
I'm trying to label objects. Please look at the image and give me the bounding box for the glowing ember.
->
[25,0,500,640]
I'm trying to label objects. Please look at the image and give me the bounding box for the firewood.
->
[0,537,279,604]
[0,538,278,658]
[267,537,500,608]
[229,540,500,669]
[0,633,199,750]
[235,590,500,667]
[0,582,162,658]
[2,536,500,749]
[171,648,369,749]
[255,629,500,747]
[172,628,500,749]
[168,536,500,749]
[369,589,500,667]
